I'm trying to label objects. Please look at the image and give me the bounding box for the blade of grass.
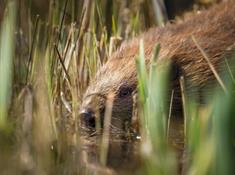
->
[54,44,71,85]
[192,36,228,94]
[0,1,16,129]
[26,15,39,84]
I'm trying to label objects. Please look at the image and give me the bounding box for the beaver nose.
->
[79,109,96,128]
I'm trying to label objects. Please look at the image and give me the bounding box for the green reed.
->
[0,0,234,175]
[136,42,177,175]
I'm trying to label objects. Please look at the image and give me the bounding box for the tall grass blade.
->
[0,1,16,129]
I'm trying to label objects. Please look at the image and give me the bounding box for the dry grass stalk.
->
[100,93,115,166]
[192,36,228,94]
[180,76,187,137]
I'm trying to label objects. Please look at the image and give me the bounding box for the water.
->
[80,116,185,174]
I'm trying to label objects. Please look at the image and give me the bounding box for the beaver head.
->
[79,40,142,130]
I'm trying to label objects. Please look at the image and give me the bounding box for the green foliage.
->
[0,1,16,129]
[0,1,234,175]
[136,42,176,175]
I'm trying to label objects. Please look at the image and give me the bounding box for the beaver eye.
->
[118,87,132,98]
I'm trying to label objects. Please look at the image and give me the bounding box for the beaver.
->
[79,1,235,130]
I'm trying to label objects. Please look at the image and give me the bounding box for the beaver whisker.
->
[110,125,126,134]
[80,125,96,132]
[110,124,123,131]
[110,116,123,122]
[89,130,99,137]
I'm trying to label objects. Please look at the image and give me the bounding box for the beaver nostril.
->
[79,109,96,128]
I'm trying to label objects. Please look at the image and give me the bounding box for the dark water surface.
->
[80,116,184,175]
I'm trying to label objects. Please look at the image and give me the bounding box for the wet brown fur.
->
[80,1,235,130]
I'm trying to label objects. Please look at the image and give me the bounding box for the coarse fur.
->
[80,1,235,130]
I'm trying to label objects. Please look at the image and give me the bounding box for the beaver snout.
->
[79,108,96,128]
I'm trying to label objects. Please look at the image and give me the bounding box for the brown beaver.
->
[80,1,235,130]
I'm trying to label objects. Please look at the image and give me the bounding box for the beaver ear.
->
[170,60,182,81]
